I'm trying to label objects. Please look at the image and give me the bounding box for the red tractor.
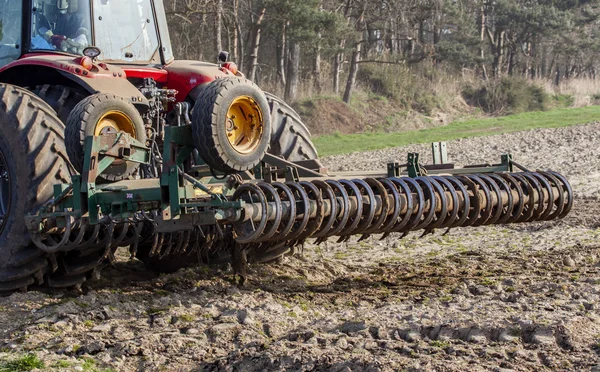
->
[0,0,318,290]
[0,0,573,292]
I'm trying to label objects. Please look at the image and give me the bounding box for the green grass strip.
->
[313,106,600,157]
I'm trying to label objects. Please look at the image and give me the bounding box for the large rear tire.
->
[31,84,86,123]
[265,92,318,161]
[0,84,93,291]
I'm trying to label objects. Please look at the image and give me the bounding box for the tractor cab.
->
[0,0,174,67]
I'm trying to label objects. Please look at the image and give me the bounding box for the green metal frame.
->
[27,133,518,233]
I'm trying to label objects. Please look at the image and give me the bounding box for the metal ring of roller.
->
[511,173,536,223]
[361,178,390,236]
[232,184,269,244]
[350,179,378,235]
[520,173,545,221]
[477,174,504,225]
[296,181,325,241]
[270,182,297,241]
[423,177,448,230]
[499,173,525,223]
[377,178,402,235]
[430,176,459,229]
[487,174,514,225]
[537,171,564,220]
[441,176,470,228]
[386,178,412,234]
[312,180,338,239]
[337,179,364,237]
[323,180,351,238]
[456,175,480,227]
[255,183,283,242]
[530,172,554,221]
[413,177,437,231]
[547,171,573,219]
[465,175,493,226]
[283,181,311,241]
[396,177,425,232]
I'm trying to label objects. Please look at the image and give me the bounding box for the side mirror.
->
[218,51,229,63]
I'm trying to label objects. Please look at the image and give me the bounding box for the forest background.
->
[162,0,600,135]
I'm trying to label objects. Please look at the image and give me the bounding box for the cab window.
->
[0,1,22,67]
[30,0,92,55]
[92,0,160,63]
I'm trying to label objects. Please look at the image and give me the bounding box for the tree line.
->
[164,0,600,103]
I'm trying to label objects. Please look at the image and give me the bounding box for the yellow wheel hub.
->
[94,110,137,137]
[226,96,264,154]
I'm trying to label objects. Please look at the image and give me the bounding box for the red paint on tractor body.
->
[163,60,231,102]
[2,53,233,103]
[0,54,128,80]
[121,67,169,84]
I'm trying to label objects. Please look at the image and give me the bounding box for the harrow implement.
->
[24,125,573,269]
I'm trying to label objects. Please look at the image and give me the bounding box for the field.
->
[313,105,600,156]
[0,120,599,371]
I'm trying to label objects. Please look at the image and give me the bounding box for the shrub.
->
[463,77,548,114]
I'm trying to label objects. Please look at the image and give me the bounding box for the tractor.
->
[0,0,573,292]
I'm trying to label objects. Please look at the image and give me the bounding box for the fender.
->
[163,60,234,102]
[0,54,148,108]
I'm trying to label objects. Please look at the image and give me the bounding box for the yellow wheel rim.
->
[94,110,137,137]
[226,96,264,154]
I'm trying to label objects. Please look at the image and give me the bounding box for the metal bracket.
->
[285,166,300,182]
[432,142,448,165]
[407,153,425,178]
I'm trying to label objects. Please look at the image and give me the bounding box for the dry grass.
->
[537,78,600,107]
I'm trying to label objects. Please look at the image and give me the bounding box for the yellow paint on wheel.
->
[226,96,264,154]
[94,110,137,137]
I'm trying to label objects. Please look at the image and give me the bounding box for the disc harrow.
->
[23,128,574,280]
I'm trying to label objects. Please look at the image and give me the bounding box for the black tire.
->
[0,84,93,291]
[31,84,86,123]
[192,77,272,173]
[265,92,319,161]
[65,93,147,182]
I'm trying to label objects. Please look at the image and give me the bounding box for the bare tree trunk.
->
[333,51,343,94]
[314,32,322,94]
[343,5,366,104]
[487,29,505,78]
[285,42,301,102]
[507,46,516,75]
[246,8,266,82]
[232,0,239,62]
[480,4,488,80]
[333,0,352,95]
[343,42,361,104]
[276,22,287,87]
[215,0,223,54]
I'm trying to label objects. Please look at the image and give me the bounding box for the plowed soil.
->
[1,123,599,372]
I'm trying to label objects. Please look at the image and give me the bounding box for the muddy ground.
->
[0,123,599,371]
